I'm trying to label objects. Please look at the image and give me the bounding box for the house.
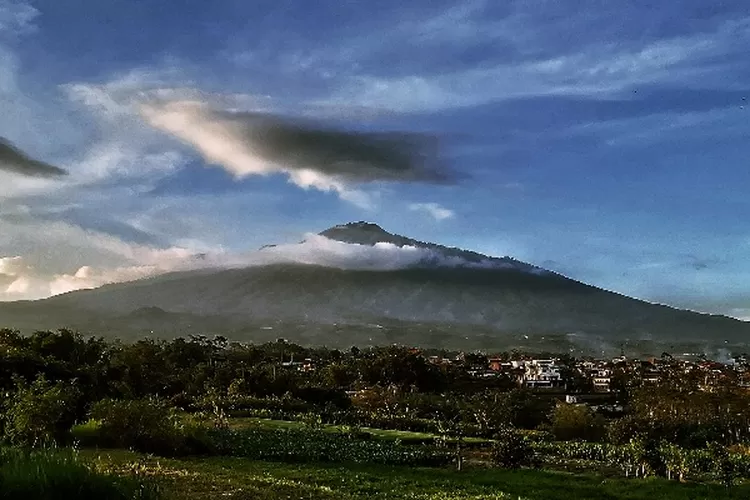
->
[592,368,612,392]
[281,357,316,372]
[522,359,563,389]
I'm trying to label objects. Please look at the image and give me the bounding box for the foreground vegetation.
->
[3,445,748,500]
[85,450,750,500]
[3,328,750,497]
[0,448,157,500]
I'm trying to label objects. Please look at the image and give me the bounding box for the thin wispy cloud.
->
[409,202,455,221]
[256,5,749,113]
[324,30,746,112]
[0,0,38,38]
[564,105,749,148]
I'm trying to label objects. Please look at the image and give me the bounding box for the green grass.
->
[0,447,159,500]
[84,449,750,500]
[228,417,489,444]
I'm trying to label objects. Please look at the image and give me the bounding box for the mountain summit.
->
[0,221,748,354]
[319,221,543,273]
[320,221,393,245]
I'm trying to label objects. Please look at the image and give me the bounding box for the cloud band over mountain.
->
[139,100,456,202]
[0,138,67,178]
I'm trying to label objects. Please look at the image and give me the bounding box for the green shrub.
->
[491,428,537,469]
[1,376,81,447]
[70,419,103,448]
[207,427,451,466]
[90,399,184,455]
[708,442,737,488]
[83,400,219,456]
[0,447,159,500]
[550,402,606,442]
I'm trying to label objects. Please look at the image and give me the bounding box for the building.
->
[522,359,563,389]
[592,368,612,392]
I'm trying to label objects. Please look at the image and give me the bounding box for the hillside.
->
[0,222,748,353]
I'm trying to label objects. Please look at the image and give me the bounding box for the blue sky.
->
[0,0,749,319]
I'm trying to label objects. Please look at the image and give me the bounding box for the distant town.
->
[278,341,750,396]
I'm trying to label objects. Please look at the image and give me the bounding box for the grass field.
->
[85,450,750,500]
[228,417,489,444]
[0,448,158,500]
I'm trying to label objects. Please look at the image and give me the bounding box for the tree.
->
[1,375,81,446]
[358,347,445,392]
[322,362,357,389]
[550,402,606,442]
[491,428,537,469]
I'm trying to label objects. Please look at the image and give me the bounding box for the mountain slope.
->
[0,222,748,352]
[319,221,545,272]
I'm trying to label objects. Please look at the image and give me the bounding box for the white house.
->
[522,359,563,389]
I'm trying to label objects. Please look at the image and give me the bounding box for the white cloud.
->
[138,100,370,206]
[0,0,38,38]
[317,16,750,113]
[564,106,750,148]
[0,228,227,301]
[727,309,750,322]
[255,234,435,270]
[136,99,451,208]
[0,255,164,300]
[62,77,381,208]
[0,230,542,301]
[0,213,231,300]
[408,202,455,221]
[251,233,521,271]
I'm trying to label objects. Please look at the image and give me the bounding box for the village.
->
[453,352,750,392]
[279,345,750,397]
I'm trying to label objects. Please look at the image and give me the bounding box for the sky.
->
[0,0,749,320]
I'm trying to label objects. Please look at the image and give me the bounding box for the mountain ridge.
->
[318,221,545,272]
[0,221,748,353]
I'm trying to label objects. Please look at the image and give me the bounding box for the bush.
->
[708,442,737,488]
[225,395,312,415]
[550,402,606,442]
[89,399,188,455]
[607,415,726,449]
[1,376,81,447]
[207,427,451,466]
[70,419,103,448]
[0,447,159,500]
[607,415,649,445]
[491,428,537,469]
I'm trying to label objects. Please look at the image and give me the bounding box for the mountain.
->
[318,222,545,273]
[0,222,748,354]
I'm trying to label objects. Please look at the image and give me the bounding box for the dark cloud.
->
[221,110,457,184]
[140,101,461,196]
[0,138,67,178]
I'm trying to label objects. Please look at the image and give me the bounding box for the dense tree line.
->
[2,328,750,452]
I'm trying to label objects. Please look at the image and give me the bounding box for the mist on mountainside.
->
[0,222,747,355]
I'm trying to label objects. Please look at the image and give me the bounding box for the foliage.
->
[0,447,159,500]
[490,428,537,469]
[5,329,750,483]
[549,402,606,442]
[1,376,82,447]
[532,438,750,483]
[708,441,738,488]
[623,381,750,447]
[70,419,103,448]
[86,449,750,500]
[206,427,452,466]
[89,398,192,455]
